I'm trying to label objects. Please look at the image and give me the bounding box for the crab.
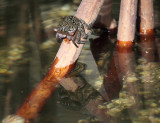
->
[54,16,92,48]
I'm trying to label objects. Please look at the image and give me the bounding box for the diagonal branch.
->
[2,0,104,122]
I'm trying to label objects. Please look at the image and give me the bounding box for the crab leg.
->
[56,33,61,43]
[56,33,66,43]
[71,31,79,48]
[79,18,92,30]
[78,23,87,39]
[76,31,86,44]
[75,31,82,43]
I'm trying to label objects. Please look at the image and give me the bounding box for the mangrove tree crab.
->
[54,16,92,48]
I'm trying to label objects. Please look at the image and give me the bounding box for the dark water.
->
[0,0,160,123]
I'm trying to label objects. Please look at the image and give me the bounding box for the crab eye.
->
[70,26,75,30]
[69,27,74,32]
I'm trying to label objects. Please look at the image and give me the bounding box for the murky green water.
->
[0,0,160,123]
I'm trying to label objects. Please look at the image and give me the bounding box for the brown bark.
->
[15,57,74,120]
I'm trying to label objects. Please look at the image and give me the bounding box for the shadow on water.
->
[0,0,160,123]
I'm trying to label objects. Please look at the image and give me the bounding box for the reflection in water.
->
[93,34,160,122]
[103,41,141,122]
[139,35,156,62]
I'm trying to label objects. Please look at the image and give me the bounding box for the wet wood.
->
[117,0,138,41]
[16,57,74,120]
[5,0,105,122]
[116,40,133,53]
[139,0,155,35]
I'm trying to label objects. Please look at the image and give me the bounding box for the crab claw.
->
[67,35,72,40]
[56,33,67,43]
[56,33,62,43]
[59,33,67,38]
